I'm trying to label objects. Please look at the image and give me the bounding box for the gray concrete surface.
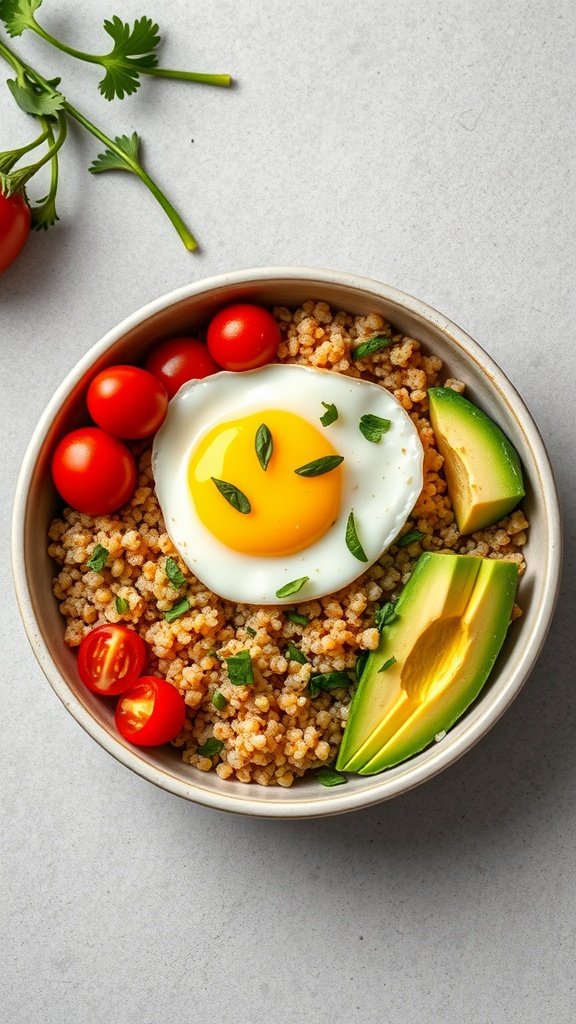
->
[2,1,575,1021]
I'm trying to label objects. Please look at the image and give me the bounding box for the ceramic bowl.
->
[11,267,562,817]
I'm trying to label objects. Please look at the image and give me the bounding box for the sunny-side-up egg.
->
[152,364,424,605]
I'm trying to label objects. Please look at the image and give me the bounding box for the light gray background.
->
[2,1,575,1021]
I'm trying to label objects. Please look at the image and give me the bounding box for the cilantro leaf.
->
[6,76,65,116]
[0,0,42,38]
[98,16,161,101]
[89,132,141,175]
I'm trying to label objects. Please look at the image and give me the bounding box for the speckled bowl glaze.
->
[11,268,562,817]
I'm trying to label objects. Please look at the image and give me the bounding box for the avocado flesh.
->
[358,556,519,774]
[336,553,482,773]
[428,387,524,535]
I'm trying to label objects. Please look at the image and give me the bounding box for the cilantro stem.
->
[142,68,231,87]
[1,112,67,196]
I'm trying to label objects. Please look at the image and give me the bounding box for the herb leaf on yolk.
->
[211,477,251,514]
[255,423,273,471]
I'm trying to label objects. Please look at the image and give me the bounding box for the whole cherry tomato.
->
[87,365,168,439]
[115,676,186,746]
[206,303,281,371]
[0,191,31,274]
[77,624,146,696]
[144,336,219,399]
[51,427,137,515]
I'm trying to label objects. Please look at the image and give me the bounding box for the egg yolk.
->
[188,410,342,556]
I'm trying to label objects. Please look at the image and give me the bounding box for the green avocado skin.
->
[336,553,519,775]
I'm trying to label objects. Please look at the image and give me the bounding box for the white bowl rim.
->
[11,266,563,818]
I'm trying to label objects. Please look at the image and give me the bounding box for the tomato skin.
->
[115,676,186,746]
[0,191,31,274]
[206,303,281,371]
[78,624,146,696]
[51,427,137,515]
[144,336,219,399]
[87,365,168,439]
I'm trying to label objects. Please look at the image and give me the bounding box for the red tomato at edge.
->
[144,336,219,399]
[51,427,137,515]
[78,624,146,696]
[115,676,186,746]
[0,191,31,274]
[206,303,281,371]
[87,365,168,439]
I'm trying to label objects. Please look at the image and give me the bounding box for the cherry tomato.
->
[52,427,137,515]
[87,365,168,439]
[144,336,219,399]
[0,191,31,274]
[115,676,186,746]
[77,624,146,696]
[206,303,281,371]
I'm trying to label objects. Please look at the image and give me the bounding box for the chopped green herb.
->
[345,511,368,562]
[316,766,347,787]
[396,530,426,547]
[285,641,308,664]
[294,454,344,477]
[351,335,394,360]
[115,595,129,615]
[379,656,397,672]
[355,650,370,681]
[164,598,191,622]
[286,610,309,626]
[211,691,227,711]
[309,671,352,698]
[87,544,109,572]
[197,738,224,757]
[374,601,399,632]
[359,413,391,443]
[211,477,251,514]
[245,625,257,637]
[255,423,273,471]
[276,576,309,599]
[165,556,186,587]
[225,650,254,686]
[320,401,338,427]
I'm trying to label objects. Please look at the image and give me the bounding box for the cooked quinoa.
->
[48,301,529,787]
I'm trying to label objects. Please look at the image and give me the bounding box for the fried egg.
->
[152,364,423,604]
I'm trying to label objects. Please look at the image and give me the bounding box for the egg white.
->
[152,364,424,605]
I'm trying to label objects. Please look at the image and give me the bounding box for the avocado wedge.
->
[428,387,524,534]
[336,552,519,775]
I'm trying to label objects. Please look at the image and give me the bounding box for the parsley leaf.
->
[320,401,338,427]
[359,413,391,443]
[225,650,254,686]
[396,529,426,547]
[6,76,65,116]
[0,0,42,38]
[197,737,224,757]
[276,577,309,599]
[285,641,308,665]
[98,16,161,101]
[115,595,129,614]
[316,766,347,787]
[164,598,191,623]
[351,335,394,360]
[345,510,368,562]
[286,610,309,626]
[165,556,186,587]
[374,601,399,632]
[308,671,352,698]
[87,544,109,572]
[211,691,227,711]
[89,132,141,175]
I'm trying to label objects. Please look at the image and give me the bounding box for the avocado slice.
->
[428,387,524,534]
[358,556,518,773]
[336,552,482,773]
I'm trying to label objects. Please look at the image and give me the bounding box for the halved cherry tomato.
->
[206,303,281,371]
[51,426,136,515]
[87,365,168,439]
[77,624,146,696]
[115,676,186,746]
[0,191,31,274]
[144,336,219,399]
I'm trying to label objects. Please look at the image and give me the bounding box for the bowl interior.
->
[13,269,561,817]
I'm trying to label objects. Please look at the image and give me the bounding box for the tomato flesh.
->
[144,336,219,398]
[77,624,146,696]
[115,676,186,746]
[87,365,168,439]
[51,427,137,515]
[0,191,31,274]
[206,303,281,371]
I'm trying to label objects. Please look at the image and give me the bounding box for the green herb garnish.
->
[164,598,191,622]
[286,610,309,626]
[245,625,257,637]
[276,577,309,599]
[316,766,347,787]
[115,595,129,614]
[165,556,186,587]
[359,413,391,443]
[255,423,273,472]
[355,650,369,681]
[211,477,251,514]
[396,530,426,547]
[197,737,224,757]
[309,671,352,698]
[374,601,399,632]
[345,511,368,562]
[294,454,344,477]
[351,335,394,360]
[285,641,308,664]
[87,544,109,572]
[211,691,227,711]
[225,650,254,686]
[320,401,338,427]
[379,656,397,672]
